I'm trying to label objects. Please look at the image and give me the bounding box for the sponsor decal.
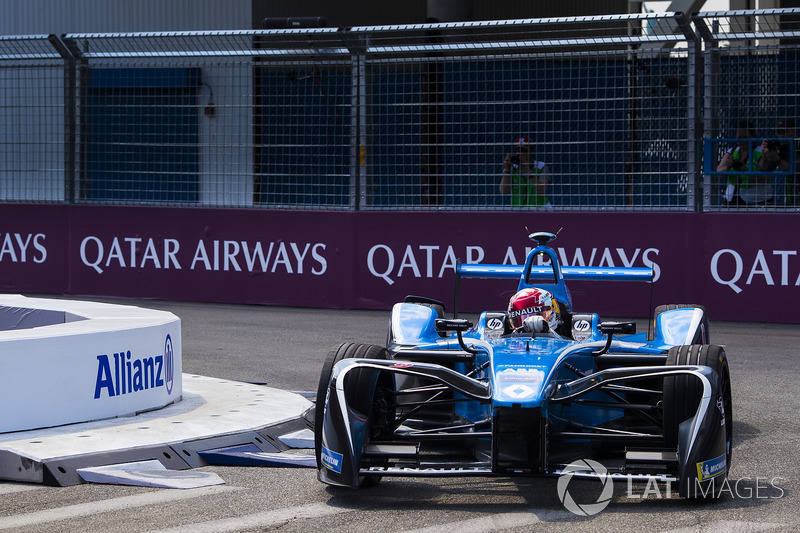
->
[495,367,545,400]
[321,445,343,474]
[367,244,483,286]
[486,317,504,330]
[573,319,591,332]
[79,235,327,276]
[496,367,545,382]
[502,384,537,399]
[365,244,660,285]
[696,454,727,482]
[392,362,413,368]
[710,248,800,294]
[93,334,175,399]
[366,466,486,474]
[0,232,47,263]
[508,306,548,318]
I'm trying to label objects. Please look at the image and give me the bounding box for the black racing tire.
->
[387,303,446,345]
[663,345,733,477]
[649,304,710,343]
[403,296,447,338]
[314,342,389,487]
[385,318,394,347]
[404,295,445,318]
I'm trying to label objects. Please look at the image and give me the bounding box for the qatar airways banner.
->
[0,204,796,323]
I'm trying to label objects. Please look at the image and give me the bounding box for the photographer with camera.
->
[759,117,797,205]
[499,135,552,209]
[716,120,771,207]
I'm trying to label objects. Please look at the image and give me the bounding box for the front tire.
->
[314,342,390,487]
[663,344,733,496]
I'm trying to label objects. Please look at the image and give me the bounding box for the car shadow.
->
[322,470,784,518]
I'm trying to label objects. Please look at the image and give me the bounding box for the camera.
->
[731,159,746,171]
[510,154,520,168]
[765,140,781,152]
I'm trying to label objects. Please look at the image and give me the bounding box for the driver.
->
[507,287,562,333]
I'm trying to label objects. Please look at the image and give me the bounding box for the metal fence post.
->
[694,14,718,212]
[356,51,368,210]
[48,35,77,203]
[343,30,368,211]
[679,14,704,212]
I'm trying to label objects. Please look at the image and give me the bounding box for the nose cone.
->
[494,367,547,406]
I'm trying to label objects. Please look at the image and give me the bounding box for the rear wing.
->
[457,263,654,282]
[454,260,653,318]
[451,233,654,317]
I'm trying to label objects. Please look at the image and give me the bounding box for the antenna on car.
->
[527,231,557,246]
[524,228,563,247]
[526,226,562,235]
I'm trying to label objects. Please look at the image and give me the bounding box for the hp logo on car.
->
[557,459,613,516]
[573,319,591,332]
[487,317,504,330]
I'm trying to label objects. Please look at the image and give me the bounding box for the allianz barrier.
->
[0,204,795,324]
[0,293,181,433]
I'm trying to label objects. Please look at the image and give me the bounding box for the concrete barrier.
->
[0,295,181,433]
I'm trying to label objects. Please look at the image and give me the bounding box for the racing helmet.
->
[507,287,561,331]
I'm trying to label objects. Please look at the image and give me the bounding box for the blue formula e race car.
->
[315,232,732,499]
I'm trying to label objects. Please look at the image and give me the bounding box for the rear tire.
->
[404,295,445,319]
[649,304,710,343]
[387,298,446,346]
[314,342,389,487]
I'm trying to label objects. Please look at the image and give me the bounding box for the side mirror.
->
[435,318,473,333]
[598,321,636,335]
[435,318,479,354]
[594,321,636,355]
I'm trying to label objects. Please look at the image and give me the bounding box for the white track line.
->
[661,521,785,533]
[0,485,239,531]
[398,511,555,533]
[143,502,349,533]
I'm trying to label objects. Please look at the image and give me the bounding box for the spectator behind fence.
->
[499,136,552,209]
[759,117,797,206]
[716,120,772,206]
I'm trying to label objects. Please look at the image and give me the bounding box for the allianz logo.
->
[93,334,175,398]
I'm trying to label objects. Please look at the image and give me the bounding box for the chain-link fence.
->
[0,35,66,202]
[357,14,697,211]
[696,10,800,210]
[0,10,798,211]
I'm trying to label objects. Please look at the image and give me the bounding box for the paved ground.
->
[0,297,798,532]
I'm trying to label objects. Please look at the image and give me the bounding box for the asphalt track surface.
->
[1,298,799,532]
